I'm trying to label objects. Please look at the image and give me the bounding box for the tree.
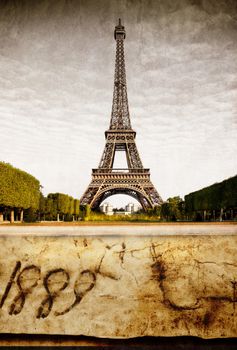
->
[41,193,81,222]
[65,196,74,221]
[85,204,91,218]
[160,196,183,221]
[47,193,70,221]
[44,197,57,220]
[73,199,80,220]
[0,162,41,222]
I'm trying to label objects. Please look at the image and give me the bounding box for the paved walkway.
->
[0,223,236,236]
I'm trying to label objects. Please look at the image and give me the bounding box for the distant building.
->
[125,203,141,213]
[100,202,142,216]
[113,203,142,215]
[100,202,113,215]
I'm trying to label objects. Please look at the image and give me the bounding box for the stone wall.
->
[0,233,236,338]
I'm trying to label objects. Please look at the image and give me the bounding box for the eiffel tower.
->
[80,19,163,210]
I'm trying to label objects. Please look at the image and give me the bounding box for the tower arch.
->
[90,185,153,210]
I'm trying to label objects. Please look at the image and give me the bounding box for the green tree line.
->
[38,193,81,222]
[185,175,237,212]
[0,162,81,223]
[0,162,40,222]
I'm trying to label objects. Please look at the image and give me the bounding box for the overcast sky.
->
[0,0,236,206]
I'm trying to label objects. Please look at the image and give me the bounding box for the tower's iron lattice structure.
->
[80,19,163,210]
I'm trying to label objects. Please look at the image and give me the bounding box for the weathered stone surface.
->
[0,231,236,338]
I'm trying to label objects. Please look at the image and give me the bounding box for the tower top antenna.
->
[114,18,126,40]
